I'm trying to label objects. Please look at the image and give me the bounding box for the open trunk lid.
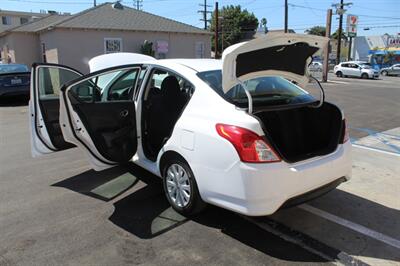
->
[221,33,328,95]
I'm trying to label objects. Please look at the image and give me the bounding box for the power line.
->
[198,0,212,30]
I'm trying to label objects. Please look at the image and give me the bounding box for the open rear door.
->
[59,65,142,171]
[29,63,83,157]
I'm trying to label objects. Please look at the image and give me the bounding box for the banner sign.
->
[156,40,169,54]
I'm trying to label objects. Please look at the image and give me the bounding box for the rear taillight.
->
[340,119,349,143]
[216,123,281,163]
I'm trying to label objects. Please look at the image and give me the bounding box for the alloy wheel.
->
[165,164,191,208]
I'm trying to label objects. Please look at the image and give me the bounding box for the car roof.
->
[341,61,366,64]
[160,59,222,72]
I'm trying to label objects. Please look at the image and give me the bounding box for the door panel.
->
[70,101,136,163]
[60,65,141,170]
[30,64,82,156]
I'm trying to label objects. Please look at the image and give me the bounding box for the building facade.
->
[0,10,46,33]
[351,34,400,68]
[0,3,211,73]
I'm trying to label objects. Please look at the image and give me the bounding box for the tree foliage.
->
[210,5,258,54]
[332,29,348,41]
[140,40,155,57]
[305,26,348,41]
[305,26,326,36]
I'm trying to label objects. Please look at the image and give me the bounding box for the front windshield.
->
[197,70,316,108]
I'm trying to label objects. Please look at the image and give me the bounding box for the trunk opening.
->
[253,102,343,163]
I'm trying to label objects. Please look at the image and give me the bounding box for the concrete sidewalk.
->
[257,145,400,265]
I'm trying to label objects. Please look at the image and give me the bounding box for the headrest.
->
[160,76,181,98]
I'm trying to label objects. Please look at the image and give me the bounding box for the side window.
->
[341,63,349,68]
[69,67,140,103]
[38,67,81,100]
[145,68,194,100]
[352,64,359,69]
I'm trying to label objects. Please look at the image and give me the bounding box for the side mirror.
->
[359,67,362,70]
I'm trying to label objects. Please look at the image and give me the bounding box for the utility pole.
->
[323,9,332,82]
[336,0,343,64]
[332,0,352,64]
[94,0,96,6]
[348,37,352,60]
[284,0,288,33]
[214,1,219,58]
[135,0,143,10]
[198,0,212,30]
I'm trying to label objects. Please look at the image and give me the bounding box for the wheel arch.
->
[158,150,190,178]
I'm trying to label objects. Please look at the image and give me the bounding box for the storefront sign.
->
[346,14,358,37]
[387,37,400,47]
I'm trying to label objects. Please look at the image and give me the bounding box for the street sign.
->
[346,14,358,37]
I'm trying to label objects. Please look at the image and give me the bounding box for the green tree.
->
[210,5,258,55]
[305,26,326,36]
[332,29,348,41]
[140,40,155,57]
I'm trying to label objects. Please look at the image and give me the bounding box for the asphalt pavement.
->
[0,75,399,265]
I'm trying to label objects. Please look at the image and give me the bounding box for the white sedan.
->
[334,61,379,79]
[29,33,352,216]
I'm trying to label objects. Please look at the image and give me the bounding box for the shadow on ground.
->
[51,162,399,263]
[0,96,29,107]
[52,163,328,262]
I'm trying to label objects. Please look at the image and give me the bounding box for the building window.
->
[104,38,122,54]
[2,16,11,25]
[195,42,205,58]
[20,17,29,24]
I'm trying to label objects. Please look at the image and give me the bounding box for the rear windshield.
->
[0,64,29,74]
[197,70,316,108]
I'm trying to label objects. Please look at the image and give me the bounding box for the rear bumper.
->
[198,141,352,216]
[280,176,346,209]
[0,85,29,97]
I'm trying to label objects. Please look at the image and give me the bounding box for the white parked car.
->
[334,61,379,79]
[308,61,323,72]
[29,33,352,216]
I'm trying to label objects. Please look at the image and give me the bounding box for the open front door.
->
[29,63,83,157]
[59,65,142,171]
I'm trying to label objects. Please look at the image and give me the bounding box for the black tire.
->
[162,157,206,216]
[381,71,388,76]
[361,73,369,79]
[336,71,343,77]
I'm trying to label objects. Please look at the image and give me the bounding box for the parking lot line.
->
[299,204,400,250]
[326,80,349,84]
[351,144,400,157]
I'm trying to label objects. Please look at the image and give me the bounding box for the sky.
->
[1,0,399,36]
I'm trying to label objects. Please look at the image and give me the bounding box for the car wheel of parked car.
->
[381,71,388,76]
[336,71,343,77]
[162,157,206,216]
[361,73,369,79]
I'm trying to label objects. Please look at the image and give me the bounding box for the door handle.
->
[120,110,129,118]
